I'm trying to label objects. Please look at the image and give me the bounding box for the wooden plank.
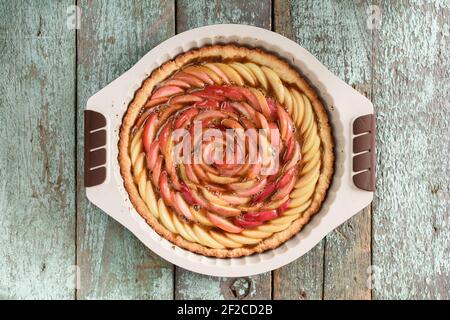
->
[372,0,450,299]
[0,0,76,299]
[273,0,372,299]
[174,0,272,300]
[76,0,175,299]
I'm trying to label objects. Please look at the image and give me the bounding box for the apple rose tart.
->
[119,45,333,257]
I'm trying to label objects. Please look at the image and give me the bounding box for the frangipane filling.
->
[129,61,321,249]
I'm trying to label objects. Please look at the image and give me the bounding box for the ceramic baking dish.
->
[84,24,375,277]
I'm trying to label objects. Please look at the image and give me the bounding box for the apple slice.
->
[170,94,202,105]
[206,172,240,184]
[277,200,290,214]
[229,179,258,191]
[151,85,184,100]
[233,217,263,228]
[233,179,267,197]
[266,98,278,120]
[173,108,200,129]
[204,63,231,84]
[243,210,278,222]
[251,182,277,204]
[272,174,296,201]
[207,212,243,233]
[261,66,285,104]
[145,141,159,170]
[285,141,301,170]
[142,114,158,153]
[151,155,163,186]
[180,184,196,206]
[183,66,214,85]
[144,96,169,109]
[277,105,294,141]
[173,72,205,87]
[163,79,191,89]
[283,137,295,163]
[201,187,228,206]
[174,192,194,220]
[220,194,250,205]
[159,171,172,204]
[207,202,241,217]
[249,88,271,119]
[189,189,208,208]
[157,123,170,152]
[184,163,199,184]
[194,110,227,122]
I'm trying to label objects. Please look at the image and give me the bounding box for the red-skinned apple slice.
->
[146,141,159,170]
[283,137,295,163]
[272,172,296,201]
[203,64,231,84]
[285,141,301,170]
[237,87,260,111]
[170,94,202,105]
[184,163,199,184]
[233,217,263,228]
[163,79,191,89]
[207,212,243,233]
[183,66,214,85]
[266,98,278,120]
[151,155,163,186]
[151,85,184,100]
[180,184,196,205]
[278,199,290,214]
[174,192,194,220]
[173,72,205,87]
[142,114,158,153]
[174,108,200,129]
[251,182,277,204]
[277,105,294,141]
[194,110,227,122]
[144,96,169,109]
[207,202,241,217]
[157,124,170,152]
[221,194,250,205]
[189,188,208,208]
[159,171,172,204]
[243,210,278,222]
[234,178,267,197]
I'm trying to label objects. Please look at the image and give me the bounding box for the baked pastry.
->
[119,45,333,258]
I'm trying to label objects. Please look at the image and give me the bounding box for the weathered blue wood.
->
[76,0,175,299]
[0,0,76,299]
[175,0,272,300]
[372,0,450,299]
[273,0,372,300]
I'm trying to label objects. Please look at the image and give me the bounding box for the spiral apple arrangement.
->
[129,60,322,250]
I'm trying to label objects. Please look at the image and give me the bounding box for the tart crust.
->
[118,45,334,258]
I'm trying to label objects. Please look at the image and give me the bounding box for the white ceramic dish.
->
[84,24,375,277]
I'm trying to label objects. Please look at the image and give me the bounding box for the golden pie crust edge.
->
[118,45,334,258]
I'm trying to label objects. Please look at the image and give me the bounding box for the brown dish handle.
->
[84,110,107,187]
[352,114,376,191]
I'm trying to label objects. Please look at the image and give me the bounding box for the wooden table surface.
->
[1,0,448,300]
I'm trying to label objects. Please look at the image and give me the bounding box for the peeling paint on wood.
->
[0,0,76,299]
[76,0,175,300]
[371,0,450,299]
[274,0,372,300]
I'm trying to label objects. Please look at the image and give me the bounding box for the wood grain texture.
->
[371,0,450,299]
[76,0,175,299]
[174,0,272,300]
[0,0,76,299]
[273,0,372,300]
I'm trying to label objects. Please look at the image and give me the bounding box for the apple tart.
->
[119,45,333,257]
